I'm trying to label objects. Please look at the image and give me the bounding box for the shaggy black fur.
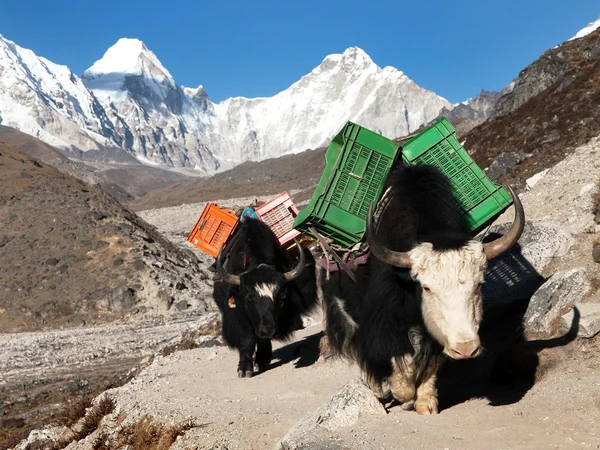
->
[213,218,318,377]
[324,164,473,387]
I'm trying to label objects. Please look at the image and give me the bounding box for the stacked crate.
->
[294,118,514,248]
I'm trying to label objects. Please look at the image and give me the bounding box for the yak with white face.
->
[409,241,486,359]
[322,164,524,414]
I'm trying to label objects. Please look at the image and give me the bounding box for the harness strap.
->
[309,226,357,285]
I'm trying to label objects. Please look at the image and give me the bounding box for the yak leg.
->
[255,339,272,372]
[237,335,256,378]
[390,355,416,409]
[414,355,441,415]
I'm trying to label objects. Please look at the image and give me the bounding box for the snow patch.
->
[569,17,600,41]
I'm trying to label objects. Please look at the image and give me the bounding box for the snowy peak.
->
[82,38,177,105]
[84,38,173,83]
[314,46,377,75]
[339,46,374,68]
[569,17,600,41]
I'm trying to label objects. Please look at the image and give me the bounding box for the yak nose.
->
[449,341,481,359]
[258,326,276,339]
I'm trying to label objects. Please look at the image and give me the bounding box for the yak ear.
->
[394,269,413,282]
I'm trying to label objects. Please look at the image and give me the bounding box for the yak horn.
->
[367,202,413,269]
[283,239,305,281]
[216,246,241,285]
[483,185,525,260]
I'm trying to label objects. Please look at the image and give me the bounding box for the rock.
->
[523,268,588,338]
[113,256,124,266]
[157,290,174,311]
[175,281,187,291]
[13,428,63,450]
[560,303,600,338]
[526,169,549,190]
[132,259,145,270]
[481,221,571,307]
[486,152,521,180]
[92,210,107,221]
[593,241,600,263]
[173,300,189,311]
[44,257,59,266]
[275,379,386,450]
[106,285,136,310]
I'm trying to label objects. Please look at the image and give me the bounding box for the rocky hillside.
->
[0,143,215,333]
[463,26,600,186]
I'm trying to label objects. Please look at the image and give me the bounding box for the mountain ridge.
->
[1,37,451,172]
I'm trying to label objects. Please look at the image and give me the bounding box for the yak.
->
[322,163,524,414]
[213,218,318,378]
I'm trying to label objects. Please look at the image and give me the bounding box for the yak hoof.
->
[400,400,415,411]
[255,363,268,372]
[237,369,254,378]
[415,398,439,415]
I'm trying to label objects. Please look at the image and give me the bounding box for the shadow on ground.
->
[270,331,323,371]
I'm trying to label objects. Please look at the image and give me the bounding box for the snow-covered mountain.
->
[0,34,453,172]
[81,38,220,171]
[0,35,115,151]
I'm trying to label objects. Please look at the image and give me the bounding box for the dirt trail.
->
[101,316,358,450]
[68,314,600,450]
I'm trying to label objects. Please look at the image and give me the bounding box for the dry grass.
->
[71,395,116,442]
[91,431,111,450]
[56,394,93,428]
[111,415,203,450]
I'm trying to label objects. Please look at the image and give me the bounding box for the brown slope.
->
[464,28,600,186]
[0,124,68,162]
[129,146,328,211]
[0,143,214,333]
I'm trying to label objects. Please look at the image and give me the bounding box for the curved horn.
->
[283,239,305,281]
[483,185,525,260]
[367,202,412,269]
[216,246,241,285]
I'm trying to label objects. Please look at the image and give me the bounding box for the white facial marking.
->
[255,283,278,301]
[409,241,487,358]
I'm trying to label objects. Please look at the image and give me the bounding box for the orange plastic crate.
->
[187,203,239,257]
[255,192,301,246]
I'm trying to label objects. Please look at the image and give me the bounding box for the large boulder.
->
[481,221,572,308]
[275,379,385,450]
[486,152,521,180]
[523,268,589,338]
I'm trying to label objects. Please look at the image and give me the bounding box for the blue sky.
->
[0,0,598,104]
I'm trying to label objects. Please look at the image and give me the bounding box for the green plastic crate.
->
[401,117,513,235]
[293,121,401,248]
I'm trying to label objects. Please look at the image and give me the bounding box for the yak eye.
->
[422,286,432,294]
